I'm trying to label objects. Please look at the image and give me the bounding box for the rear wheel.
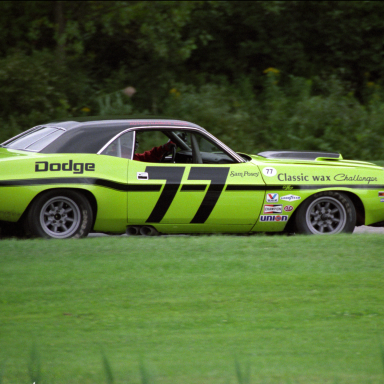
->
[295,192,356,234]
[26,190,93,239]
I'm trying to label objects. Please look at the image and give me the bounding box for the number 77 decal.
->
[145,166,230,224]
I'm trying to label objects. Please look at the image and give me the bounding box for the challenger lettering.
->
[334,174,377,184]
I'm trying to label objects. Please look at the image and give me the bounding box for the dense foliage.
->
[1,1,384,159]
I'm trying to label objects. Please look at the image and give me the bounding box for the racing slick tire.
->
[26,190,93,239]
[295,191,356,235]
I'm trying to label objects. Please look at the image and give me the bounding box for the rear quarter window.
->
[5,127,64,151]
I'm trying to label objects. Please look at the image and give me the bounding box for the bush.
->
[282,76,384,160]
[1,55,384,162]
[97,91,133,116]
[0,50,94,141]
[162,80,263,153]
[162,74,384,160]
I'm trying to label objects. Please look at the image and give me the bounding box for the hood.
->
[246,150,383,171]
[257,150,342,161]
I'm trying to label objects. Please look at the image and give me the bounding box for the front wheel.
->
[26,190,93,239]
[295,192,356,235]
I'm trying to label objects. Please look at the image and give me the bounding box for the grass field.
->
[1,234,384,384]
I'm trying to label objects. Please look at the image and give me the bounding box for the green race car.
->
[0,118,383,238]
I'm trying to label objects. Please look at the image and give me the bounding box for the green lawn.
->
[1,234,384,384]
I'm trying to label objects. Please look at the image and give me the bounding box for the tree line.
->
[1,1,384,159]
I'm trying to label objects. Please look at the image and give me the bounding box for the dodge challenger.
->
[0,118,383,238]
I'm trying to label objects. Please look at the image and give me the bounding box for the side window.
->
[170,130,235,164]
[100,129,236,164]
[135,130,168,153]
[101,131,134,159]
[193,133,224,153]
[189,132,235,164]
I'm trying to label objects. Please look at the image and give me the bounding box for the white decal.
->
[262,167,277,177]
[260,215,288,222]
[280,194,301,202]
[137,172,148,180]
[266,193,279,202]
[264,204,283,214]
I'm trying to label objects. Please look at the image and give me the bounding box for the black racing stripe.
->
[0,177,161,192]
[0,177,92,187]
[267,184,384,190]
[225,185,266,191]
[93,178,129,191]
[1,178,384,193]
[128,184,162,192]
[227,184,384,191]
[180,184,207,191]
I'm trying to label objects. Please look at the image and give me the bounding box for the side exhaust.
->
[139,226,159,236]
[126,225,159,236]
[126,226,141,236]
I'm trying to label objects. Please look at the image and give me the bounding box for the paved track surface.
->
[89,226,384,237]
[353,226,384,234]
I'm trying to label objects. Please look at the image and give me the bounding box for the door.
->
[127,128,265,231]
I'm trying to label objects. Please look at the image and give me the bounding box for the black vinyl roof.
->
[40,119,201,154]
[46,118,200,130]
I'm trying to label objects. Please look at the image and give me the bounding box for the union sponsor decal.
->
[260,215,288,222]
